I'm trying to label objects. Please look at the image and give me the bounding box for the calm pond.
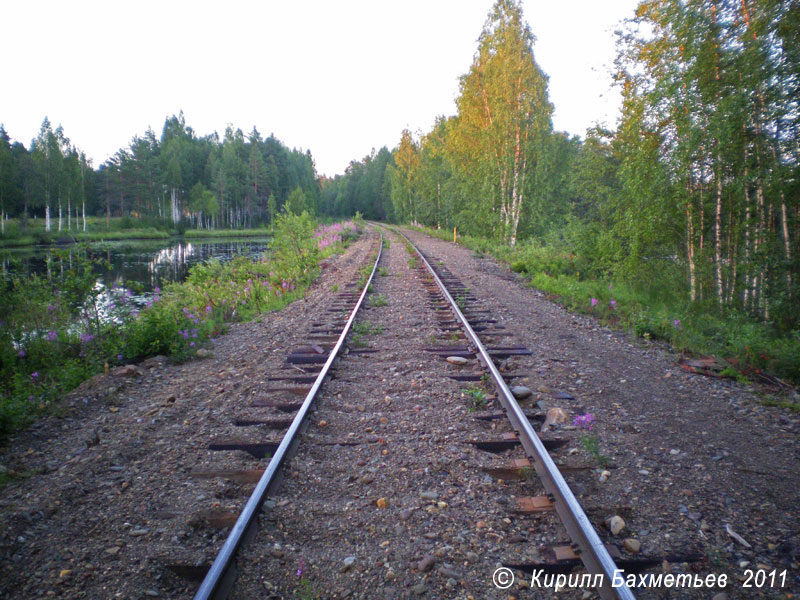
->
[0,238,271,296]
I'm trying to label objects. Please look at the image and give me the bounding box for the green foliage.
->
[0,218,362,440]
[356,263,373,288]
[270,209,320,285]
[0,115,320,232]
[369,293,388,307]
[352,321,382,337]
[464,386,488,412]
[580,434,611,468]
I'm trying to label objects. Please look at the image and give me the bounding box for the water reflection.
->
[0,238,271,294]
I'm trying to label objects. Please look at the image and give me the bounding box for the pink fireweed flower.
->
[590,298,598,307]
[673,319,681,329]
[609,299,616,309]
[574,413,594,430]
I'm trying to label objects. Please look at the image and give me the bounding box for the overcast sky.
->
[1,0,638,177]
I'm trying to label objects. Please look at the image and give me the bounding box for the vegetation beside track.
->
[0,212,363,441]
[411,225,800,393]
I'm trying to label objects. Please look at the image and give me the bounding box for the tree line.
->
[320,0,798,330]
[0,111,319,232]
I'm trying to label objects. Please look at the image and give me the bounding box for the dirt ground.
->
[1,225,797,600]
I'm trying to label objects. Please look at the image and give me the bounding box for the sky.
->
[1,0,639,177]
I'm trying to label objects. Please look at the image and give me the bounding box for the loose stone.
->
[511,386,532,399]
[607,516,626,535]
[446,356,468,365]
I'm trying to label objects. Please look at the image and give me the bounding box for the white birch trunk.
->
[714,167,723,303]
[687,203,696,302]
[171,188,180,223]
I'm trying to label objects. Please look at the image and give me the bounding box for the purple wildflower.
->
[205,305,212,313]
[31,372,39,381]
[190,341,195,347]
[46,331,58,341]
[80,333,95,343]
[117,354,123,361]
[609,299,616,309]
[574,413,594,430]
[47,303,56,312]
[673,319,681,329]
[18,349,26,358]
[590,298,598,308]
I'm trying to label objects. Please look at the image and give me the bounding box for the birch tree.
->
[451,0,552,245]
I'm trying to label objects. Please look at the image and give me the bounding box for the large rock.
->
[607,515,626,536]
[541,407,568,431]
[511,385,532,399]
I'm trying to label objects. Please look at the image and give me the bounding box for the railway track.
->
[173,225,655,599]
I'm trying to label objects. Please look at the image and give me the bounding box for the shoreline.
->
[0,228,274,249]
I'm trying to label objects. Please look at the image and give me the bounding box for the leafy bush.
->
[0,218,362,440]
[271,209,320,285]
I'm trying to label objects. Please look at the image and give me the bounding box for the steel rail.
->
[194,231,383,600]
[394,227,635,600]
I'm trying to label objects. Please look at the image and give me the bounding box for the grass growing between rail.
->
[0,212,364,441]
[410,225,800,392]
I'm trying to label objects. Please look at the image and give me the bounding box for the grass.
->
[351,320,382,347]
[369,293,388,307]
[184,228,271,239]
[0,216,274,248]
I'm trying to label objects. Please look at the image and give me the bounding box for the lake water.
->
[0,238,272,295]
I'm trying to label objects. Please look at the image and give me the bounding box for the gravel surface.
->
[403,227,800,599]
[1,224,798,600]
[0,232,377,599]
